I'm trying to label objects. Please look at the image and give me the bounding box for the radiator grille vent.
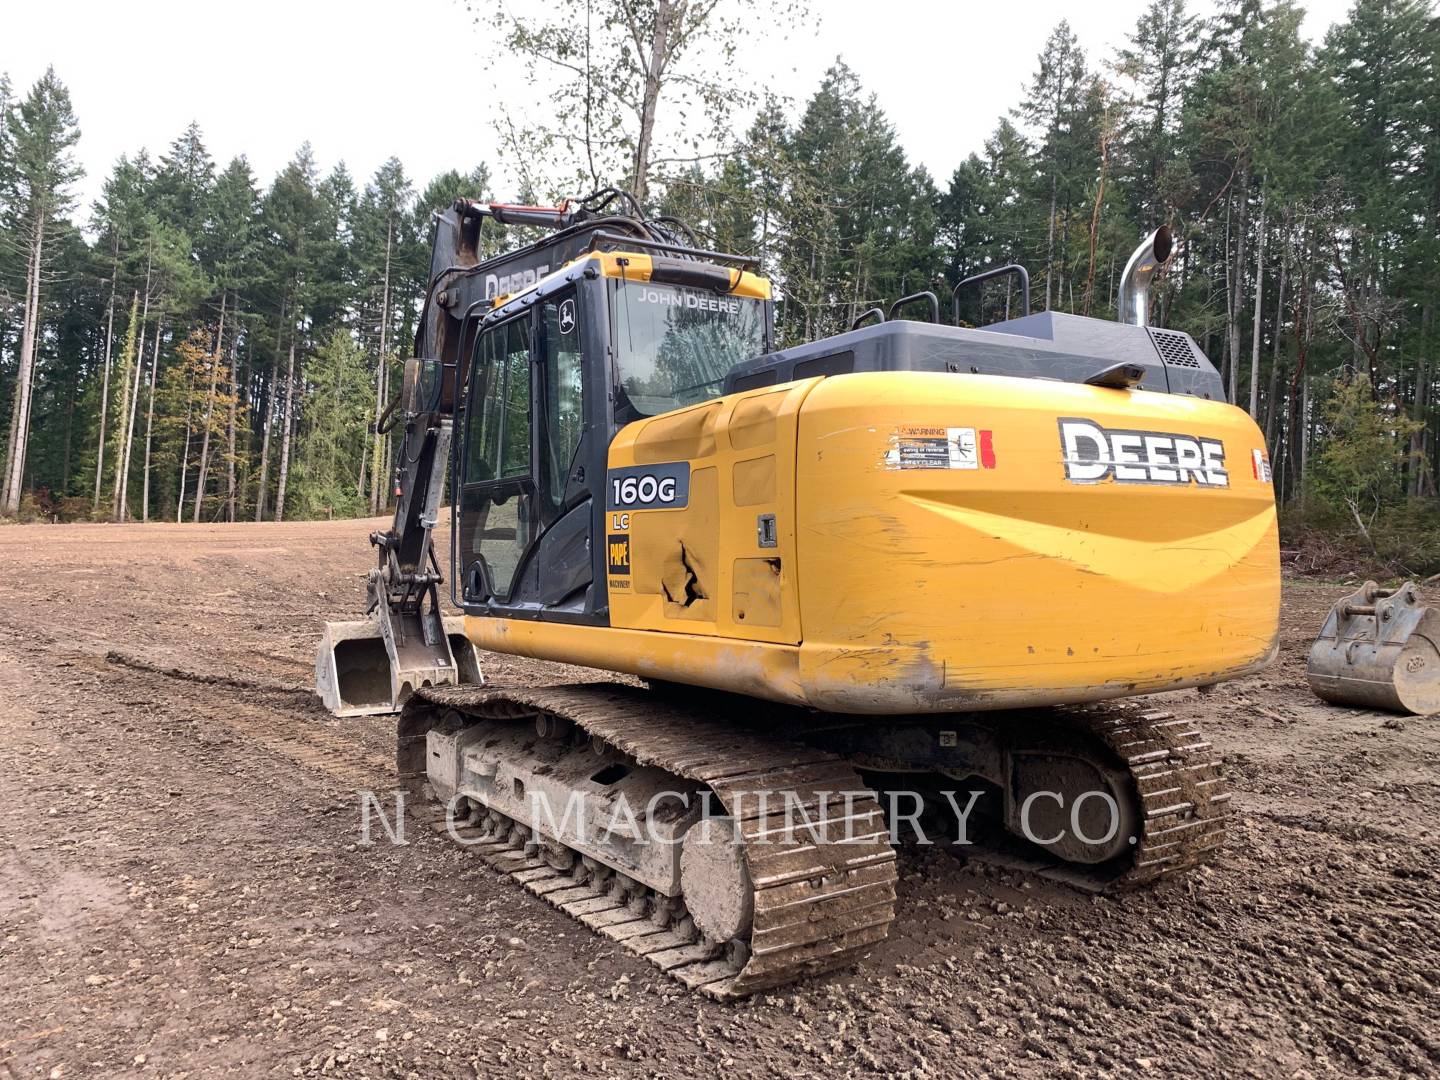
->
[1148,328,1202,368]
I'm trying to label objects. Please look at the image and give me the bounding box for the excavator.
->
[315,188,1281,998]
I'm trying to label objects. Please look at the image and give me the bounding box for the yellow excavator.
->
[315,189,1280,998]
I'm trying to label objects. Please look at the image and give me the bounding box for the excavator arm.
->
[316,356,482,717]
[316,189,673,716]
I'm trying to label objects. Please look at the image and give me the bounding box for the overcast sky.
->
[3,0,1356,217]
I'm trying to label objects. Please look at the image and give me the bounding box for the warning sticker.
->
[1251,448,1273,483]
[885,426,988,470]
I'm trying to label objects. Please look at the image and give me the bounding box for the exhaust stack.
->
[1117,226,1174,327]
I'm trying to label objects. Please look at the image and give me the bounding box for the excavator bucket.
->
[316,613,483,718]
[1306,581,1440,715]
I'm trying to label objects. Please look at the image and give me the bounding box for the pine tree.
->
[89,154,150,511]
[354,157,415,514]
[153,121,214,232]
[201,157,260,520]
[1016,22,1098,311]
[2,67,82,516]
[1322,0,1434,389]
[780,63,934,340]
[293,330,370,519]
[254,145,325,522]
[1115,0,1199,224]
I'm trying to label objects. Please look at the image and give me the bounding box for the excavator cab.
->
[317,191,763,715]
[452,253,772,620]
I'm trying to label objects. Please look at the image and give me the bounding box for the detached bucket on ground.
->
[317,614,482,717]
[1306,580,1440,715]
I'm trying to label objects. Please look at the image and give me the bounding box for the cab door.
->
[456,313,533,605]
[455,287,597,617]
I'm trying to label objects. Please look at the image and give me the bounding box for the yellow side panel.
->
[732,558,783,627]
[470,368,1280,716]
[466,617,807,706]
[630,465,718,623]
[606,379,820,644]
[631,401,720,464]
[792,371,1281,713]
[732,455,776,506]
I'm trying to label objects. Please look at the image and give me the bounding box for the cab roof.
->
[484,250,771,325]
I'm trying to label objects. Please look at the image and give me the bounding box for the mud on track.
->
[1,518,1437,1078]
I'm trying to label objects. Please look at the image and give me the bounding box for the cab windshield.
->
[613,279,766,419]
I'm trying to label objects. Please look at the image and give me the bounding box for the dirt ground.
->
[1,518,1436,1080]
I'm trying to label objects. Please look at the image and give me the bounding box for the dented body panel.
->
[468,368,1280,714]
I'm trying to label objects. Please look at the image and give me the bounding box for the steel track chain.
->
[400,687,1228,994]
[404,683,898,999]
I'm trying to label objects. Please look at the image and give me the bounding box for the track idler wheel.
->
[680,817,754,943]
[1003,739,1140,865]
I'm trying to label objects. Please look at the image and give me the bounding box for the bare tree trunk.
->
[1248,186,1267,418]
[274,335,298,523]
[628,0,678,204]
[369,217,395,514]
[116,311,147,521]
[254,376,274,521]
[226,325,240,521]
[193,293,227,523]
[141,321,162,522]
[60,370,76,496]
[1412,357,1429,497]
[1284,219,1315,505]
[1227,165,1250,405]
[176,359,196,523]
[3,378,21,510]
[106,291,139,518]
[237,332,254,514]
[115,255,153,521]
[1300,374,1311,508]
[359,299,373,502]
[380,358,392,512]
[254,301,286,522]
[1414,296,1434,498]
[1083,124,1108,319]
[1220,196,1232,392]
[1044,174,1058,311]
[1265,244,1288,449]
[3,208,44,515]
[93,249,119,511]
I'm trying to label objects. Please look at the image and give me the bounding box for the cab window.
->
[460,317,533,603]
[465,318,531,485]
[540,292,584,515]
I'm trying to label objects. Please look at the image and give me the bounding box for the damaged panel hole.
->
[663,542,708,607]
[590,763,632,786]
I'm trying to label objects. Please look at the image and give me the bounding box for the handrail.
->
[584,230,760,270]
[888,291,940,324]
[952,265,1030,325]
[850,307,885,330]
